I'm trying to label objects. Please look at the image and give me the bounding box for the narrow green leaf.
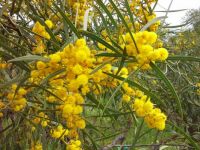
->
[40,68,66,85]
[0,70,23,88]
[0,34,30,52]
[150,62,183,119]
[80,30,121,54]
[163,23,189,28]
[8,55,50,62]
[124,0,136,31]
[155,9,187,13]
[94,5,124,52]
[82,130,98,150]
[108,0,139,52]
[85,120,105,136]
[86,94,116,114]
[86,111,135,118]
[30,84,64,102]
[96,53,123,57]
[115,49,126,76]
[27,13,60,50]
[140,16,167,31]
[106,73,166,107]
[53,3,81,38]
[90,58,114,75]
[95,131,124,141]
[168,121,200,149]
[167,56,200,62]
[0,46,30,71]
[95,0,118,28]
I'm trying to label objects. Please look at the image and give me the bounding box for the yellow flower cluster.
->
[32,112,49,128]
[0,62,9,69]
[31,141,43,150]
[124,31,168,69]
[0,101,5,118]
[121,82,166,130]
[132,95,166,130]
[98,31,168,71]
[32,20,53,54]
[68,0,92,27]
[129,0,160,32]
[61,95,86,130]
[0,0,177,148]
[66,139,82,150]
[147,13,161,32]
[33,0,52,6]
[29,38,98,149]
[170,32,197,52]
[30,21,169,150]
[6,84,27,112]
[51,124,69,139]
[122,83,137,103]
[32,21,51,40]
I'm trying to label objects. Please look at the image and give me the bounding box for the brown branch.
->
[10,0,17,16]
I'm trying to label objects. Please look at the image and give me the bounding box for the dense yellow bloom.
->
[145,108,167,130]
[32,22,50,39]
[123,31,169,70]
[32,112,49,127]
[132,95,166,130]
[67,140,82,150]
[72,64,83,75]
[49,53,61,63]
[62,104,74,116]
[0,0,172,148]
[75,119,86,129]
[37,61,47,70]
[45,20,53,29]
[76,74,88,86]
[7,84,27,112]
[0,112,3,118]
[122,94,131,103]
[157,48,169,61]
[33,40,46,54]
[31,142,43,150]
[51,125,69,139]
